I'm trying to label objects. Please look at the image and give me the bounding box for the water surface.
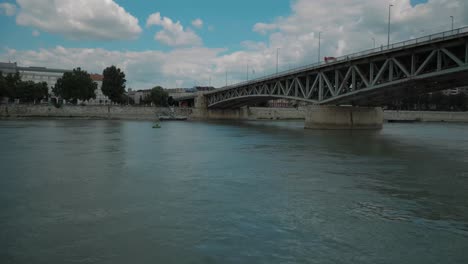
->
[1,120,467,263]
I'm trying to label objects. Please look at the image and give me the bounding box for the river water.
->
[0,120,467,263]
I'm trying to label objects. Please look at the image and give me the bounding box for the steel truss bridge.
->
[205,27,468,109]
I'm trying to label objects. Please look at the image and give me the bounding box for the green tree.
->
[167,96,175,106]
[3,72,21,99]
[0,71,5,99]
[102,65,126,103]
[53,68,97,104]
[149,86,169,106]
[14,81,48,103]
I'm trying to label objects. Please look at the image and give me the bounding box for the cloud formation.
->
[15,0,142,40]
[252,0,468,63]
[147,12,202,47]
[0,2,16,16]
[192,18,203,29]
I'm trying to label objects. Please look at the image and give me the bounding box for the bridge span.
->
[204,27,468,109]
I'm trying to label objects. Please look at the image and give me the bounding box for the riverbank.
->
[384,110,468,122]
[0,105,192,121]
[0,105,306,121]
[1,105,468,123]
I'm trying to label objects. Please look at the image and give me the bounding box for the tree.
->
[167,96,175,106]
[14,81,48,103]
[53,68,97,104]
[149,86,169,106]
[0,71,5,99]
[3,72,21,99]
[102,65,126,103]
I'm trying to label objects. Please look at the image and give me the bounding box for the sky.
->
[0,0,467,89]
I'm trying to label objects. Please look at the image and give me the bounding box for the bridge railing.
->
[211,26,468,93]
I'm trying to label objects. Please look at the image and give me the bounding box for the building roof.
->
[90,74,104,81]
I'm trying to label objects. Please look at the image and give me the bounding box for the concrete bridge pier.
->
[193,94,208,119]
[305,106,383,130]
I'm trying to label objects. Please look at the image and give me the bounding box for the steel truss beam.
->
[206,35,468,108]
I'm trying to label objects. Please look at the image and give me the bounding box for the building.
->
[268,99,293,108]
[165,88,194,99]
[128,89,152,105]
[1,62,70,100]
[442,87,468,96]
[1,62,111,105]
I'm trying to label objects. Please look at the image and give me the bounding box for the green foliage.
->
[167,96,175,106]
[140,94,152,105]
[0,71,5,98]
[102,65,126,103]
[149,86,169,106]
[1,72,21,99]
[1,71,48,103]
[13,81,48,102]
[53,68,97,104]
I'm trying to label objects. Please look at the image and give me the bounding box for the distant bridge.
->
[201,27,468,109]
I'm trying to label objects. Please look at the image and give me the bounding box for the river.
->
[1,120,467,263]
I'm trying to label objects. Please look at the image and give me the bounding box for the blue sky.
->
[2,0,465,89]
[0,0,292,52]
[1,0,429,52]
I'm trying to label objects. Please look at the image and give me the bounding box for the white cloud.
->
[0,2,16,16]
[0,46,228,89]
[251,0,468,66]
[192,18,203,29]
[147,12,202,47]
[32,30,40,37]
[15,0,142,40]
[253,23,277,35]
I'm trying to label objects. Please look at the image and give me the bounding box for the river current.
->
[1,120,467,263]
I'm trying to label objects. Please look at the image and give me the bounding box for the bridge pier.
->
[305,106,383,130]
[192,94,209,119]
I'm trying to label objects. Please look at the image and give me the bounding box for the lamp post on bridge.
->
[450,16,454,31]
[276,48,280,75]
[372,37,376,49]
[387,4,393,47]
[318,31,322,63]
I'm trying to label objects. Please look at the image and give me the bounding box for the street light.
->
[276,48,280,74]
[450,16,454,31]
[387,4,393,47]
[372,37,376,48]
[318,31,322,63]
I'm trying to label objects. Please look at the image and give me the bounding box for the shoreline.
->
[1,105,468,123]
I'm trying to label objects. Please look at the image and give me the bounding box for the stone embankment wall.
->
[2,105,468,122]
[248,107,306,120]
[0,105,192,120]
[384,110,468,122]
[191,107,306,120]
